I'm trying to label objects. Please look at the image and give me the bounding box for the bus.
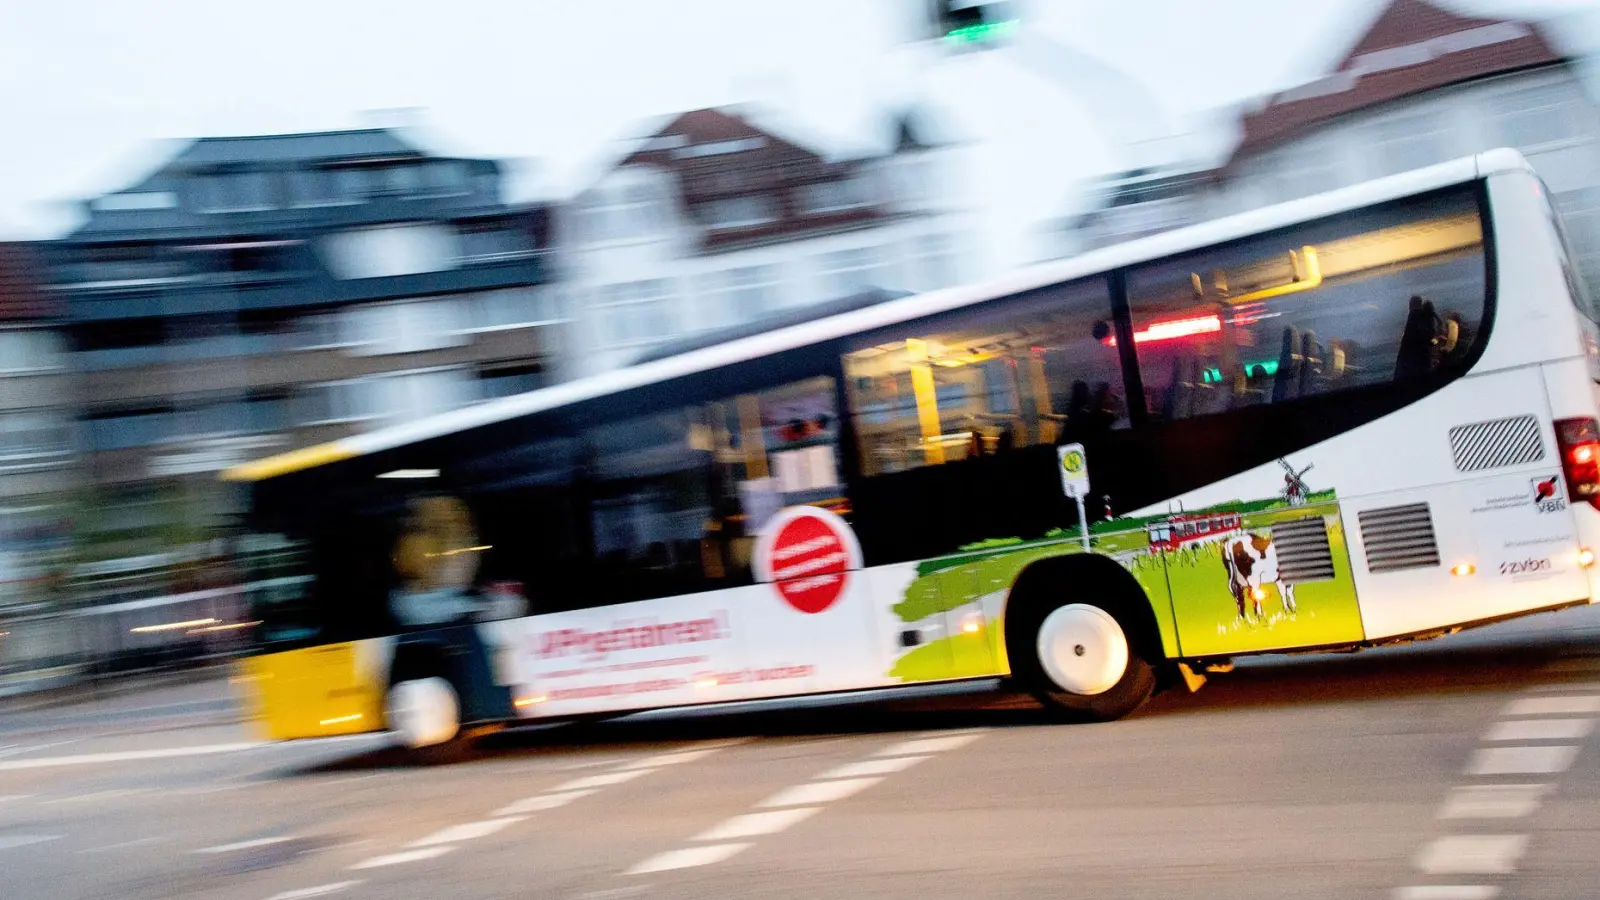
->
[223,148,1600,760]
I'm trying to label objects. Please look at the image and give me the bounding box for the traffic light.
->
[930,0,1020,45]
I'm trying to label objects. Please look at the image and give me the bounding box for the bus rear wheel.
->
[385,676,472,764]
[1013,601,1156,722]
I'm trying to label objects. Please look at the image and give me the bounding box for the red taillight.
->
[1555,417,1600,509]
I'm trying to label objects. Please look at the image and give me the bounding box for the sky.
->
[4,0,1600,268]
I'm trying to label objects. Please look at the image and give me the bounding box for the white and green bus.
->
[226,148,1600,758]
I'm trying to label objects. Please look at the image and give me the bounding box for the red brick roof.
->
[0,243,52,321]
[610,108,892,253]
[1227,0,1566,169]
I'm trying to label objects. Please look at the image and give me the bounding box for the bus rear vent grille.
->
[1358,503,1441,573]
[1272,516,1337,582]
[1448,415,1545,472]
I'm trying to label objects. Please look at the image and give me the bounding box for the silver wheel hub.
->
[385,677,460,749]
[1036,604,1130,696]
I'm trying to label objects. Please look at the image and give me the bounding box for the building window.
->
[465,288,557,331]
[289,168,347,207]
[910,234,959,292]
[0,331,66,374]
[477,365,544,400]
[0,412,71,467]
[321,224,462,280]
[594,280,676,348]
[457,225,533,262]
[1374,112,1448,176]
[193,169,277,213]
[1498,85,1578,150]
[818,247,884,299]
[702,196,776,229]
[799,181,865,215]
[86,409,171,451]
[348,298,470,356]
[704,265,780,328]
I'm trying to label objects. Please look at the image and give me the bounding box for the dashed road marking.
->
[1467,745,1579,776]
[349,846,454,869]
[0,742,262,771]
[625,843,751,875]
[815,755,929,779]
[1483,718,1594,742]
[759,776,882,808]
[874,733,985,756]
[1437,784,1550,820]
[1502,696,1600,717]
[621,728,990,877]
[1392,887,1499,899]
[409,816,526,848]
[0,834,62,850]
[1415,835,1527,875]
[265,881,364,899]
[494,789,596,816]
[692,807,822,842]
[197,836,298,854]
[79,836,168,854]
[554,770,651,790]
[42,788,149,806]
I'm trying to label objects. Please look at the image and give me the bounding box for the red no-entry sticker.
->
[753,507,863,614]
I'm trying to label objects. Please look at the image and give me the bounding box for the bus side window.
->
[1126,190,1488,421]
[841,277,1126,476]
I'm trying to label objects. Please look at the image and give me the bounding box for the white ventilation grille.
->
[1448,415,1545,472]
[1358,503,1441,573]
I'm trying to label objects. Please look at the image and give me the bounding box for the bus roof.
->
[221,148,1533,484]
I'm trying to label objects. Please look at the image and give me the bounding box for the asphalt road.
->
[3,605,1600,900]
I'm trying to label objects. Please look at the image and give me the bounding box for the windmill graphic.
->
[1279,458,1314,506]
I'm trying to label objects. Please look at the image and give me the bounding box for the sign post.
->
[1057,443,1091,552]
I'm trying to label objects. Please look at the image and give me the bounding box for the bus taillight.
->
[1555,417,1600,509]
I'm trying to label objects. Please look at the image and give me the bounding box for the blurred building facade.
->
[1048,0,1600,291]
[0,242,73,615]
[47,128,557,564]
[555,107,976,379]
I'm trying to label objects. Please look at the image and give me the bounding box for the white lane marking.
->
[1415,835,1527,875]
[0,739,80,760]
[265,882,364,900]
[349,846,454,869]
[816,755,930,780]
[408,817,525,849]
[619,747,727,770]
[692,807,822,842]
[1502,696,1600,716]
[79,836,168,854]
[1392,887,1499,900]
[1483,718,1595,742]
[1529,680,1600,692]
[1437,784,1550,820]
[1468,745,1579,776]
[0,742,261,771]
[625,843,751,875]
[197,836,298,854]
[554,769,651,791]
[494,789,597,817]
[0,794,35,803]
[0,834,62,850]
[43,788,149,806]
[759,777,882,808]
[875,733,986,756]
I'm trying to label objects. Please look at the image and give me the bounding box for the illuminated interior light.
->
[694,678,719,690]
[1104,315,1222,347]
[319,713,363,727]
[425,545,493,559]
[1250,587,1268,601]
[130,618,219,634]
[962,618,983,635]
[1203,359,1281,384]
[1451,562,1476,577]
[1580,548,1596,569]
[377,469,440,479]
[514,695,546,708]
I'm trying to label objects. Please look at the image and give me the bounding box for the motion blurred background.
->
[6,0,1600,695]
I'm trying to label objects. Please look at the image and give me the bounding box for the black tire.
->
[1006,590,1158,723]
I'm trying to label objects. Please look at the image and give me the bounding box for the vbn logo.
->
[1532,475,1568,514]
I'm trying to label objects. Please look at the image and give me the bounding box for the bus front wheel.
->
[1011,600,1156,722]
